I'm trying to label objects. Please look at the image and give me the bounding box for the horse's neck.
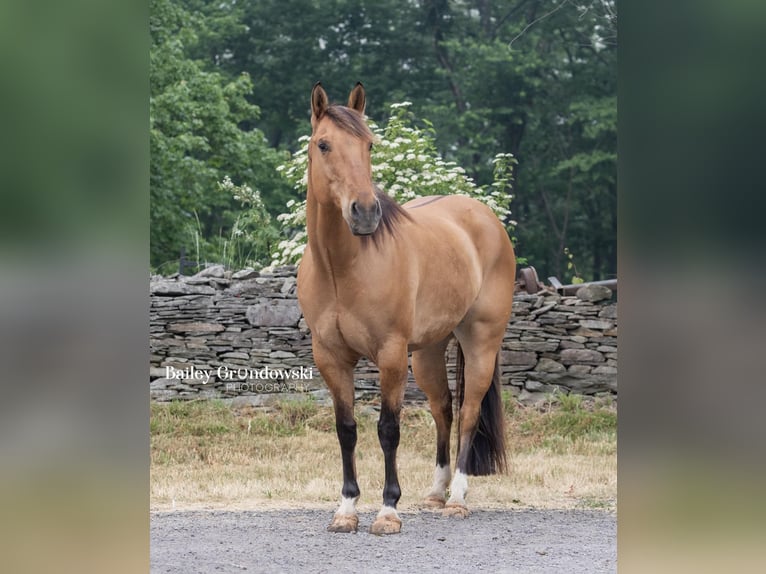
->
[306,189,360,276]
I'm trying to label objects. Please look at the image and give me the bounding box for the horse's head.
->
[309,82,381,236]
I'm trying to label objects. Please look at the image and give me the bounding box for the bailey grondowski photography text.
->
[165,364,314,392]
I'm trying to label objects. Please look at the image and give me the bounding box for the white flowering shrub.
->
[271,102,517,265]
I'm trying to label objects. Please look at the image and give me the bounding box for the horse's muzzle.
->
[348,198,382,236]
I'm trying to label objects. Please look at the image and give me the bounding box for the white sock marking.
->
[447,469,469,504]
[376,505,399,519]
[336,495,358,516]
[426,464,451,499]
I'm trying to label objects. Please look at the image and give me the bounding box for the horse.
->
[296,82,516,535]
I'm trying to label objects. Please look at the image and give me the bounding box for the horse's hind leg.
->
[314,343,360,533]
[445,321,508,518]
[411,338,453,509]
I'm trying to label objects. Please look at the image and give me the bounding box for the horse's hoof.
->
[422,496,446,509]
[369,514,402,535]
[442,503,470,518]
[327,514,358,533]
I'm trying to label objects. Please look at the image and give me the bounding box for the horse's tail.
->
[455,344,507,476]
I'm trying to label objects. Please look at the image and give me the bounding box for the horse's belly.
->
[408,301,469,348]
[408,271,479,347]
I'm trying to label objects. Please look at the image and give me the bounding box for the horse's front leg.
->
[330,398,360,533]
[369,343,409,535]
[314,343,360,533]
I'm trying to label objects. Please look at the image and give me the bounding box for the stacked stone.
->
[150,267,617,404]
[501,284,617,402]
[150,265,320,405]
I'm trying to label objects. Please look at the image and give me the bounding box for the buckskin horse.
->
[296,83,516,534]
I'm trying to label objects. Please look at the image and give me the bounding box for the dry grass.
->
[151,393,616,512]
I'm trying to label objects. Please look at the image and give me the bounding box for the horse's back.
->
[404,195,508,237]
[403,194,514,276]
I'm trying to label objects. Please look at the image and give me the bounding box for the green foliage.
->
[182,177,279,271]
[504,4,616,281]
[150,0,616,280]
[270,102,517,265]
[150,0,289,271]
[211,0,432,149]
[564,247,585,284]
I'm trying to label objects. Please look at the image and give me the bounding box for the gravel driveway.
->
[151,508,616,573]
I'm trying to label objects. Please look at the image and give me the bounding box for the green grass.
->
[151,396,328,438]
[151,394,617,447]
[151,393,617,451]
[501,389,517,416]
[577,496,615,510]
[515,393,617,455]
[150,400,238,437]
[276,396,319,429]
[244,397,321,436]
[150,394,617,511]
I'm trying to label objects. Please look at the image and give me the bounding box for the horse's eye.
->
[318,141,330,153]
[369,142,374,152]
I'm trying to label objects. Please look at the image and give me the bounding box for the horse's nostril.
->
[375,199,382,217]
[350,201,359,216]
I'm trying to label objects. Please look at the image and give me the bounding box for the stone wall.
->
[150,266,617,406]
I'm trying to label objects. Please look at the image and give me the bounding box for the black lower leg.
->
[455,427,476,475]
[335,407,360,501]
[435,398,453,468]
[378,405,401,508]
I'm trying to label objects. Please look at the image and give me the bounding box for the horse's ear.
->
[311,82,329,122]
[347,82,366,114]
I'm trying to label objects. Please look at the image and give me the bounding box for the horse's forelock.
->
[324,105,374,141]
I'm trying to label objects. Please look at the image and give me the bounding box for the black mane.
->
[359,186,412,248]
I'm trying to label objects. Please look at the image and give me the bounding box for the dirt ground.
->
[150,507,616,573]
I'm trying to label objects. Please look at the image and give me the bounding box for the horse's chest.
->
[310,304,381,356]
[298,260,405,354]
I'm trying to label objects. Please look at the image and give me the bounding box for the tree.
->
[150,0,617,280]
[150,0,288,270]
[415,1,617,279]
